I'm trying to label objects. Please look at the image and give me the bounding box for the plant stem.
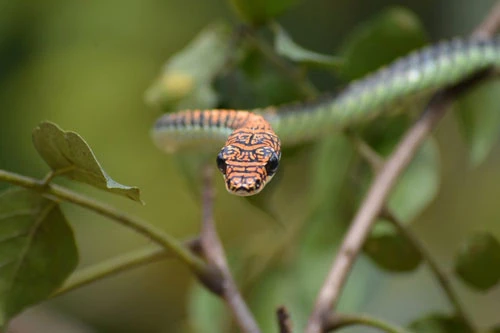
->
[346,133,384,172]
[0,169,207,276]
[52,237,201,297]
[325,313,412,333]
[305,2,500,330]
[53,246,166,297]
[276,306,293,333]
[199,165,260,333]
[381,209,475,331]
[350,137,474,330]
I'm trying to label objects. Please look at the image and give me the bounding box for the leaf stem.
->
[346,133,384,172]
[53,246,166,297]
[325,313,412,333]
[381,209,475,331]
[41,165,77,186]
[0,169,208,277]
[349,136,474,330]
[305,2,500,330]
[52,237,201,297]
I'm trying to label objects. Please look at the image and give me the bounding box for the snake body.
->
[152,36,500,195]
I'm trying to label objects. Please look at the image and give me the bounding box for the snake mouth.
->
[225,179,265,196]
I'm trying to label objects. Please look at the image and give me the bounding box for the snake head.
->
[216,144,281,196]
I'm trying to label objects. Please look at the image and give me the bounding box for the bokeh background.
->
[1,0,500,332]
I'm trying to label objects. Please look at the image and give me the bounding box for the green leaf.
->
[272,24,343,70]
[339,6,427,80]
[409,314,472,333]
[228,0,299,25]
[215,46,304,109]
[0,188,78,326]
[455,81,500,166]
[364,219,422,272]
[454,232,500,291]
[32,121,141,202]
[145,23,232,111]
[389,138,440,222]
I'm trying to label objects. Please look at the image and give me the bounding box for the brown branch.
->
[277,306,293,333]
[305,2,500,332]
[199,165,260,333]
[52,237,201,298]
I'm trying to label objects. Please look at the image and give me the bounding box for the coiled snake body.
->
[152,37,500,196]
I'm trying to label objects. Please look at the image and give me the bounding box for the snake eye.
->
[216,151,227,173]
[265,152,280,176]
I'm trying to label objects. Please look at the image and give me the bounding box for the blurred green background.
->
[1,0,500,332]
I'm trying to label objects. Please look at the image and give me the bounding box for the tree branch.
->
[52,238,201,298]
[198,165,260,333]
[305,2,500,332]
[0,169,208,278]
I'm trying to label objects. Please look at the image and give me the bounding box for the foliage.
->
[0,1,499,333]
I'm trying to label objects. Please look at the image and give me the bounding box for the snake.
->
[151,36,500,196]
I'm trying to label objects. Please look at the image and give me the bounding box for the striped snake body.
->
[152,37,500,195]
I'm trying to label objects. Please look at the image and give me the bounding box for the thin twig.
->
[350,135,475,329]
[381,209,475,330]
[0,169,207,277]
[305,2,500,331]
[473,1,500,39]
[277,306,293,333]
[325,313,412,333]
[52,238,201,298]
[346,133,384,173]
[199,165,260,333]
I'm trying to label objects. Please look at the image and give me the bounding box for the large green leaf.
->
[455,81,500,166]
[0,188,78,327]
[145,23,232,111]
[272,24,343,70]
[364,219,421,272]
[228,0,299,25]
[454,232,500,291]
[409,314,472,333]
[338,6,427,80]
[32,121,141,202]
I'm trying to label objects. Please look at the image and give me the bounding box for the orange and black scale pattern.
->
[155,109,254,130]
[154,109,281,195]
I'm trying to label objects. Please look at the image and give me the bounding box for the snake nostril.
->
[255,179,261,189]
